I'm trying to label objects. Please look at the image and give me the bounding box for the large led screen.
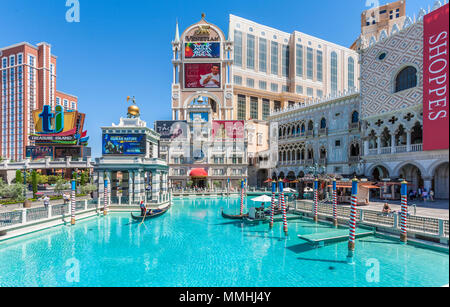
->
[184,63,221,89]
[102,134,146,155]
[184,43,220,58]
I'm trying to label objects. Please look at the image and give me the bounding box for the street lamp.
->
[306,162,326,178]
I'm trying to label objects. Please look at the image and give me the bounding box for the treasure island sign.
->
[185,25,220,42]
[423,3,449,151]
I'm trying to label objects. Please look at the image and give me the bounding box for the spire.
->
[174,19,180,43]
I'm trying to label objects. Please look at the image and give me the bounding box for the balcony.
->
[365,144,423,156]
[349,122,360,130]
[348,156,360,164]
[306,130,314,138]
[318,158,327,165]
[318,128,328,136]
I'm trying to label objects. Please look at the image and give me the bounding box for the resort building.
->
[360,2,449,199]
[0,42,78,161]
[93,103,169,205]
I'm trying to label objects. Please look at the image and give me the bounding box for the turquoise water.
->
[0,197,448,287]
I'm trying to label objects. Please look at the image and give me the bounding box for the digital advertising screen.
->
[189,112,209,122]
[155,121,188,140]
[26,146,54,160]
[212,121,245,139]
[184,43,220,58]
[184,63,221,89]
[102,134,146,155]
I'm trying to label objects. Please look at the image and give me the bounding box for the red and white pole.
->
[71,179,76,225]
[400,180,408,243]
[279,179,288,235]
[347,178,358,262]
[332,179,338,227]
[313,179,319,223]
[269,181,276,229]
[104,179,109,216]
[240,180,244,215]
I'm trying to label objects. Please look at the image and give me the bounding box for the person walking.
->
[429,189,435,202]
[43,195,50,209]
[422,189,428,203]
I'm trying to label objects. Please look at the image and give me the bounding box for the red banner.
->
[423,3,449,151]
[212,121,245,139]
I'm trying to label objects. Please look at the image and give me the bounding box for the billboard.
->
[155,121,188,140]
[190,112,209,122]
[26,146,53,160]
[184,63,221,88]
[423,3,449,151]
[212,121,245,139]
[54,147,83,159]
[185,43,220,58]
[102,134,146,155]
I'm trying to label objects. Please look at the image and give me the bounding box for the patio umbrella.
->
[304,187,313,192]
[263,179,273,183]
[290,180,300,183]
[251,195,272,203]
[283,187,297,193]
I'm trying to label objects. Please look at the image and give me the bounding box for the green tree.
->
[55,179,70,196]
[15,170,23,185]
[80,171,87,186]
[31,170,38,197]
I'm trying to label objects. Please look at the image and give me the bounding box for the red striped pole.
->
[104,179,109,216]
[400,180,408,243]
[279,179,288,235]
[240,180,244,215]
[348,178,358,261]
[269,181,276,229]
[313,179,319,223]
[71,179,76,225]
[333,179,338,227]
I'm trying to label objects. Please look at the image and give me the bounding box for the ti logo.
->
[38,105,64,134]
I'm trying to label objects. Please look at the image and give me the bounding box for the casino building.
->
[0,42,78,161]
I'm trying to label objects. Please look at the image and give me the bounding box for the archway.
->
[399,163,423,192]
[433,162,449,199]
[371,165,390,181]
[257,169,268,188]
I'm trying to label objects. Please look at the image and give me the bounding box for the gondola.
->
[221,208,248,220]
[131,204,171,221]
[243,216,268,224]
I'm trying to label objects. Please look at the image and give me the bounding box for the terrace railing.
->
[293,200,449,240]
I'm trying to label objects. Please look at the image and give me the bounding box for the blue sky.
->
[1,0,429,158]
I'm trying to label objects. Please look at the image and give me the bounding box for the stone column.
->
[423,177,433,193]
[152,171,161,203]
[391,133,396,154]
[364,140,369,156]
[377,136,381,154]
[406,130,412,152]
[129,171,134,205]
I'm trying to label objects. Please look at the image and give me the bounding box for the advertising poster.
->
[102,134,146,155]
[423,3,449,151]
[184,63,221,88]
[54,147,82,159]
[26,146,53,160]
[155,121,188,140]
[185,43,220,58]
[189,112,209,122]
[212,121,245,139]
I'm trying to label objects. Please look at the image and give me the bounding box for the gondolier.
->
[140,201,146,216]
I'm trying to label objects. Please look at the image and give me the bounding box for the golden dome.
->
[127,105,140,118]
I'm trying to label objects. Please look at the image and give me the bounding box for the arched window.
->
[351,111,359,123]
[301,123,305,133]
[348,57,355,89]
[330,51,338,94]
[320,118,327,129]
[308,120,314,131]
[395,66,417,92]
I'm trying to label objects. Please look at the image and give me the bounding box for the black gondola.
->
[221,208,248,220]
[131,204,171,221]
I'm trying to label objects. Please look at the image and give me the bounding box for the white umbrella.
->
[304,187,313,192]
[251,195,272,203]
[283,187,297,193]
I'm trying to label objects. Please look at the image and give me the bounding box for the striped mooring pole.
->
[240,180,244,215]
[347,178,358,261]
[400,180,408,243]
[332,179,338,227]
[269,181,276,229]
[104,179,109,216]
[70,179,76,225]
[313,179,319,223]
[279,179,288,235]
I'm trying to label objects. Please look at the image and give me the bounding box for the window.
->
[259,38,267,72]
[351,111,359,123]
[246,78,255,88]
[282,85,289,92]
[274,100,281,111]
[307,87,313,97]
[330,51,338,94]
[237,95,246,120]
[335,140,341,147]
[296,85,303,94]
[259,81,267,90]
[282,45,289,77]
[247,34,255,69]
[316,50,323,82]
[250,97,258,119]
[348,57,355,89]
[234,30,243,67]
[296,44,303,77]
[378,52,387,60]
[71,101,76,110]
[306,47,314,79]
[271,41,278,75]
[233,75,242,85]
[270,83,278,92]
[395,66,417,92]
[320,118,327,129]
[317,90,323,98]
[262,99,270,120]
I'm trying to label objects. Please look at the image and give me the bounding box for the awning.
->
[189,168,208,178]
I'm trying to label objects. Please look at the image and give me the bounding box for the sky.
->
[0,0,431,158]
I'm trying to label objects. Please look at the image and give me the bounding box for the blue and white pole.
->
[347,178,358,262]
[270,181,276,229]
[279,179,288,235]
[333,179,338,227]
[313,179,319,223]
[400,181,408,243]
[104,179,109,216]
[71,179,76,225]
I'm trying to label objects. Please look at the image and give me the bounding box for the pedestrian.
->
[430,189,435,202]
[43,195,50,209]
[422,189,428,202]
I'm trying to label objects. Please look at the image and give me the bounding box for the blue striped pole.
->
[313,179,319,223]
[348,178,358,261]
[240,180,244,215]
[71,180,76,225]
[333,179,338,227]
[279,180,288,235]
[104,179,109,216]
[270,181,276,229]
[400,181,408,243]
